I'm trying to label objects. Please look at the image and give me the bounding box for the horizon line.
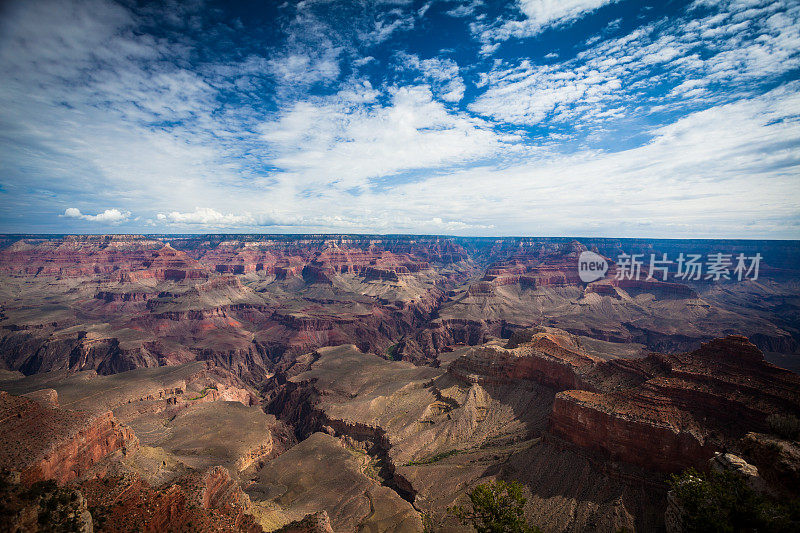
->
[1,233,799,243]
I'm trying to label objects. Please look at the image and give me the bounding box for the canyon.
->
[0,235,798,531]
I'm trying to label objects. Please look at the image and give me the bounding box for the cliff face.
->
[23,410,137,485]
[549,390,714,472]
[447,329,597,391]
[0,391,138,485]
[548,336,800,472]
[440,331,800,474]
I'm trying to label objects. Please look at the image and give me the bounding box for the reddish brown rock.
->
[0,235,163,278]
[79,468,263,533]
[0,391,138,485]
[1,235,797,378]
[549,389,714,472]
[21,387,58,407]
[548,336,800,472]
[273,511,334,533]
[448,329,598,390]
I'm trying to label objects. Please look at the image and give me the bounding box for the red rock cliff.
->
[548,336,800,472]
[0,391,138,485]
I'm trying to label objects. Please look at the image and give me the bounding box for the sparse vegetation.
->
[670,468,800,532]
[421,512,438,532]
[767,413,800,441]
[186,385,217,401]
[448,480,541,533]
[387,343,402,361]
[5,479,87,532]
[403,449,461,466]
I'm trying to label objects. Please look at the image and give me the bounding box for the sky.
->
[0,0,799,238]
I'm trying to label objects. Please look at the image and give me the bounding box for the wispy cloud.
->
[472,0,618,53]
[470,0,800,131]
[258,83,517,189]
[396,53,466,102]
[0,0,797,237]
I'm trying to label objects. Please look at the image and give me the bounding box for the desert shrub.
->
[386,343,401,361]
[670,468,800,532]
[421,512,437,532]
[404,449,460,466]
[767,413,800,440]
[448,480,541,533]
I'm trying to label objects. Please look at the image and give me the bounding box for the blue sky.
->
[0,0,798,237]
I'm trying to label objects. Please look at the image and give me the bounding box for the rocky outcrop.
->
[611,278,698,298]
[709,452,766,492]
[448,330,597,390]
[422,318,489,350]
[128,244,209,282]
[0,391,138,485]
[548,336,800,472]
[274,511,334,533]
[0,330,158,376]
[78,468,264,532]
[0,471,94,533]
[95,290,156,302]
[740,432,800,497]
[549,389,715,472]
[196,466,251,510]
[22,387,58,407]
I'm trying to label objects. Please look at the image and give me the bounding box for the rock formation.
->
[273,511,334,533]
[0,391,137,485]
[0,235,797,378]
[0,235,799,532]
[549,336,800,472]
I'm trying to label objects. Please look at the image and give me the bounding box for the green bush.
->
[670,468,800,532]
[448,480,541,533]
[387,343,402,361]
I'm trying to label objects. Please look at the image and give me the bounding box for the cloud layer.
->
[0,0,798,237]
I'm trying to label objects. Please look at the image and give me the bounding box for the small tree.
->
[448,480,541,533]
[670,468,800,532]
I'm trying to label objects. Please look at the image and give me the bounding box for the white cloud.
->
[156,208,255,226]
[397,53,466,102]
[63,208,131,223]
[384,84,800,237]
[259,83,517,189]
[446,0,484,18]
[471,0,800,126]
[518,0,616,28]
[268,52,340,86]
[474,0,617,49]
[363,15,415,44]
[1,0,798,238]
[470,61,623,125]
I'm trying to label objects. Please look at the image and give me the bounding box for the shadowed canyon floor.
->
[0,235,799,531]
